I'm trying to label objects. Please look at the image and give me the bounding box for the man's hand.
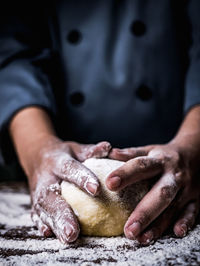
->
[9,106,112,244]
[31,137,111,244]
[107,105,200,245]
[107,144,200,244]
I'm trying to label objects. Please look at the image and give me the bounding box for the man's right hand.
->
[9,107,111,244]
[30,137,111,244]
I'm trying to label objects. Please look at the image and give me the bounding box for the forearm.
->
[169,105,200,172]
[9,106,57,177]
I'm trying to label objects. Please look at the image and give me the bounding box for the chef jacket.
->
[0,0,200,163]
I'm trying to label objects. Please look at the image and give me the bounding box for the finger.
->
[124,172,179,239]
[31,211,53,237]
[106,156,162,191]
[136,199,181,245]
[108,146,153,161]
[78,141,112,161]
[173,201,199,237]
[35,192,80,244]
[54,157,100,195]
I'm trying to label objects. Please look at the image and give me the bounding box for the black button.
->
[67,30,82,44]
[130,20,146,36]
[136,85,152,101]
[69,92,85,106]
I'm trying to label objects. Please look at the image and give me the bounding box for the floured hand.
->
[9,107,112,244]
[108,143,200,245]
[30,136,111,244]
[107,106,200,245]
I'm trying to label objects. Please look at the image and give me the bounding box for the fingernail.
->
[180,224,187,237]
[125,229,135,239]
[40,225,47,235]
[140,231,154,245]
[40,225,51,237]
[109,176,121,189]
[126,222,141,238]
[64,226,73,239]
[43,228,52,237]
[86,182,98,195]
[64,226,78,242]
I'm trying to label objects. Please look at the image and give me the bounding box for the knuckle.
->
[160,185,176,202]
[61,158,76,174]
[100,141,112,151]
[34,202,42,213]
[148,148,165,161]
[137,158,149,170]
[46,182,61,195]
[85,147,94,158]
[166,150,179,163]
[136,157,161,171]
[174,171,184,186]
[91,142,111,158]
[128,147,136,155]
[136,212,151,226]
[33,189,44,205]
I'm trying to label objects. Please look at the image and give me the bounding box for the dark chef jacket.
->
[0,0,200,162]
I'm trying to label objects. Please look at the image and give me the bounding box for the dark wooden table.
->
[0,182,200,265]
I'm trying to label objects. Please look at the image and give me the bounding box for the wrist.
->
[168,105,200,173]
[168,137,200,175]
[9,107,58,177]
[23,134,60,176]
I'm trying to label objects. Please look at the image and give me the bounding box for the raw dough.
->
[61,158,148,236]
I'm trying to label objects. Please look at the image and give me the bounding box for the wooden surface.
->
[0,182,200,265]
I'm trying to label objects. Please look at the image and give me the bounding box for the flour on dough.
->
[61,158,148,236]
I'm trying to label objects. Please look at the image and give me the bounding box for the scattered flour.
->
[0,182,200,265]
[0,192,32,227]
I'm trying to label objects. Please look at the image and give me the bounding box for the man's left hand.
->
[107,143,200,245]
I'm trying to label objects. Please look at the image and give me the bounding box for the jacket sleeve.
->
[0,2,56,163]
[184,0,200,113]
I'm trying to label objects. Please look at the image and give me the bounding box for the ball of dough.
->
[61,158,149,236]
